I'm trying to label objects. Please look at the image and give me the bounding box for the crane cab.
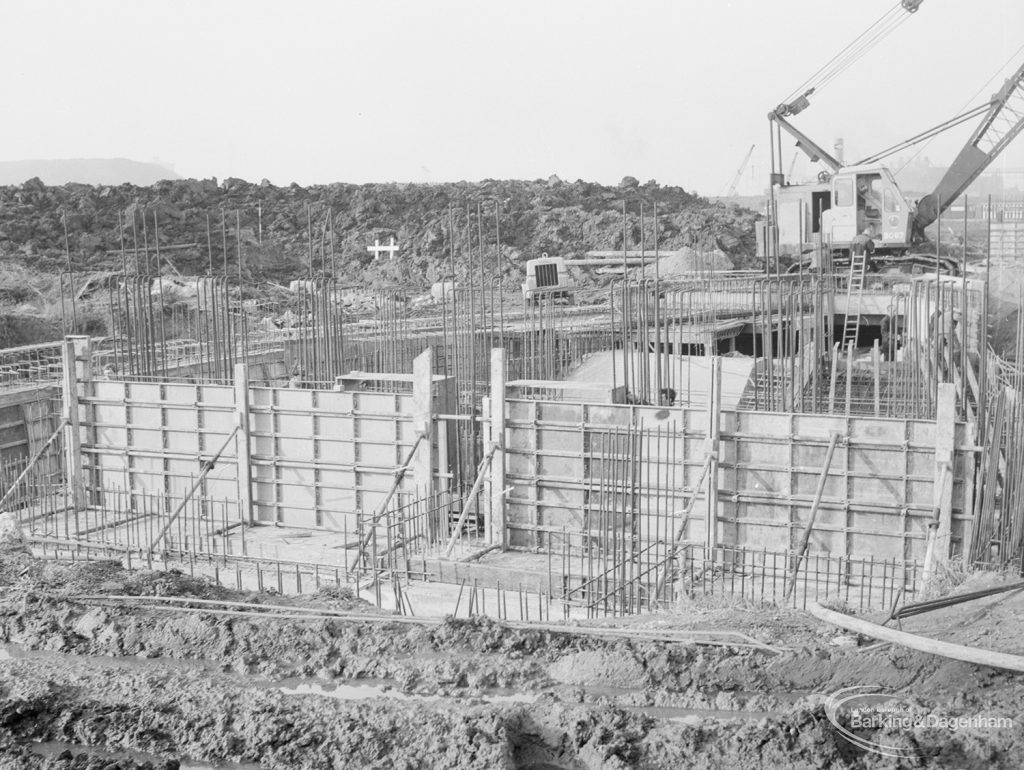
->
[772,164,917,261]
[820,164,915,249]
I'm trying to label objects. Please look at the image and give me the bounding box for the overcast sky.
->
[3,0,1023,194]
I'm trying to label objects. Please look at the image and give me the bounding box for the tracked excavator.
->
[765,0,1024,274]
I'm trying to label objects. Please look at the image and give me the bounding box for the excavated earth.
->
[1,544,1023,769]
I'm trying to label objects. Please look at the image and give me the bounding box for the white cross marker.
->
[367,236,399,261]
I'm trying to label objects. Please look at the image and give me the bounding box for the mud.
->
[2,547,1023,768]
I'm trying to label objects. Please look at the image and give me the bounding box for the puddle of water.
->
[4,644,781,726]
[275,679,778,723]
[31,739,259,770]
[636,706,778,724]
[278,677,537,705]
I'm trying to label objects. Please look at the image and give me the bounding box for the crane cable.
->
[895,39,1024,175]
[783,2,913,105]
[813,12,913,93]
[857,102,995,165]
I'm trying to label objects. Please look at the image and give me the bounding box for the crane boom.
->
[725,144,756,197]
[769,112,843,173]
[913,59,1024,236]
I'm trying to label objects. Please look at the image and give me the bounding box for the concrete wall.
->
[501,394,971,562]
[990,222,1024,259]
[77,366,451,532]
[0,385,62,477]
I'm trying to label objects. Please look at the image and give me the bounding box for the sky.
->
[2,0,1023,194]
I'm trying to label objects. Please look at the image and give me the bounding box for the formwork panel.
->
[735,499,788,521]
[732,467,790,495]
[92,450,123,473]
[279,481,317,510]
[847,419,906,443]
[680,460,709,489]
[634,404,681,426]
[204,477,237,502]
[357,392,408,418]
[681,408,707,433]
[507,426,537,452]
[315,390,353,414]
[496,398,970,564]
[199,409,236,434]
[804,527,846,554]
[249,388,275,408]
[809,504,847,532]
[251,435,276,457]
[906,452,934,477]
[906,479,937,506]
[507,498,535,529]
[317,414,351,438]
[506,452,536,477]
[277,437,314,461]
[584,405,631,426]
[163,383,198,407]
[319,509,349,532]
[277,465,314,488]
[165,427,200,453]
[127,383,163,407]
[507,401,535,422]
[679,435,705,463]
[791,470,845,498]
[354,417,400,445]
[321,482,357,511]
[791,442,845,468]
[198,384,235,406]
[906,422,936,444]
[538,402,582,424]
[89,381,125,401]
[586,458,621,479]
[735,441,789,467]
[733,522,790,551]
[275,389,314,415]
[537,502,582,530]
[848,532,906,560]
[847,447,903,476]
[319,440,355,465]
[736,413,791,438]
[91,405,127,448]
[538,426,578,454]
[128,420,164,451]
[254,501,278,523]
[537,454,582,480]
[358,442,404,469]
[75,375,434,533]
[638,437,683,469]
[849,510,909,538]
[121,465,165,487]
[791,414,847,438]
[847,474,904,502]
[680,516,706,544]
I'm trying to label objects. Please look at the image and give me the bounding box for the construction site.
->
[4,2,1024,769]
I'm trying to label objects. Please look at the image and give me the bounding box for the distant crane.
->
[786,152,799,183]
[724,144,756,197]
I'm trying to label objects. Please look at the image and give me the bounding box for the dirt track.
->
[1,545,1023,769]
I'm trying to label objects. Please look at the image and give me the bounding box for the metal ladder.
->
[842,252,867,351]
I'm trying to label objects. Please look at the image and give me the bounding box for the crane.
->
[787,152,799,183]
[765,0,1024,272]
[909,62,1024,241]
[724,144,755,197]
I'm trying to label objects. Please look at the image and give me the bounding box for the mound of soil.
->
[2,554,1023,768]
[0,314,61,348]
